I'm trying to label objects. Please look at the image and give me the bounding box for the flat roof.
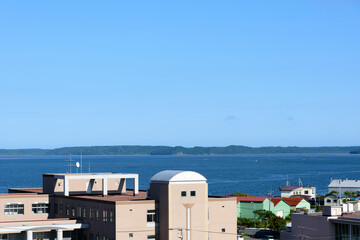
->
[8,188,43,194]
[236,196,268,203]
[59,190,148,203]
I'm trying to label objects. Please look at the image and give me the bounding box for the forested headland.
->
[0,145,359,155]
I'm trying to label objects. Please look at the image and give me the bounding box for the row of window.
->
[4,203,49,215]
[129,233,158,239]
[181,191,196,197]
[89,234,157,240]
[55,204,114,223]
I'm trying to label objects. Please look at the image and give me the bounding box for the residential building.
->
[236,197,291,219]
[0,170,237,240]
[281,206,360,240]
[272,197,310,211]
[329,179,360,196]
[325,194,340,206]
[279,186,316,199]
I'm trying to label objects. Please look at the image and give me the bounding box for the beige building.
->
[1,170,236,240]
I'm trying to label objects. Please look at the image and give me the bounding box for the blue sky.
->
[0,1,359,148]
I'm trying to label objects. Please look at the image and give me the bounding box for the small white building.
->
[324,194,340,206]
[328,179,360,196]
[279,186,316,199]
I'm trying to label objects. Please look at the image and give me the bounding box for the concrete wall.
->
[115,201,157,240]
[43,175,127,195]
[149,183,169,240]
[280,214,336,240]
[0,194,49,222]
[208,198,237,240]
[54,195,116,239]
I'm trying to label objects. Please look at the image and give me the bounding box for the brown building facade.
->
[1,170,236,240]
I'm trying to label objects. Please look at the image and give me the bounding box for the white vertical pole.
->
[27,230,33,240]
[133,175,139,195]
[57,229,63,240]
[103,177,108,196]
[187,208,191,240]
[64,177,69,196]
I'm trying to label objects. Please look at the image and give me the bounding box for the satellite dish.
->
[76,162,80,168]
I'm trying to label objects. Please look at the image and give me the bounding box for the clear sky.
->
[0,1,359,149]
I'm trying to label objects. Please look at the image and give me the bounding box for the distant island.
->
[0,145,359,156]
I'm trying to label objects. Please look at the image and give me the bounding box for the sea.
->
[0,154,359,197]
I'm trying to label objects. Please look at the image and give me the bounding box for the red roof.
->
[270,199,284,206]
[236,196,268,203]
[271,197,307,206]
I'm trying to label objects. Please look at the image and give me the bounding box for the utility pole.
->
[267,190,274,211]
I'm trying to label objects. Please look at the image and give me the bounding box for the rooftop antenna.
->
[75,161,80,173]
[286,174,290,186]
[65,155,75,173]
[80,150,83,173]
[299,178,303,187]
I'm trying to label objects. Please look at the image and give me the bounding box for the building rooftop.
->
[270,199,285,207]
[236,196,268,203]
[8,188,43,194]
[150,170,207,183]
[61,190,148,203]
[329,179,360,188]
[279,186,315,191]
[272,197,307,206]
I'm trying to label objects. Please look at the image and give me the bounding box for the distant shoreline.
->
[0,145,359,156]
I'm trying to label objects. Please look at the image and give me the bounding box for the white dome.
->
[151,170,207,184]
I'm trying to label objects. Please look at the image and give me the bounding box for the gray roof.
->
[329,180,360,188]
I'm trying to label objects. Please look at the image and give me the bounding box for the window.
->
[222,228,226,232]
[83,207,87,218]
[96,235,99,240]
[0,234,8,240]
[327,199,331,203]
[4,204,24,215]
[71,207,75,217]
[181,191,187,197]
[103,209,108,222]
[66,205,70,216]
[32,203,49,214]
[89,234,93,240]
[90,208,94,219]
[129,233,133,237]
[109,210,113,223]
[191,191,196,197]
[59,204,63,214]
[77,207,81,217]
[147,210,158,223]
[96,209,99,220]
[147,235,158,239]
[54,203,58,214]
[305,190,309,194]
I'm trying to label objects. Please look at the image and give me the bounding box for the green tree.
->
[344,191,356,199]
[268,215,287,233]
[285,210,295,222]
[230,192,253,197]
[253,210,275,228]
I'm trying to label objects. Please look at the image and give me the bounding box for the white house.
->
[279,186,316,199]
[328,179,360,196]
[324,194,340,206]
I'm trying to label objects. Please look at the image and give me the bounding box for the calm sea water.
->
[0,154,359,196]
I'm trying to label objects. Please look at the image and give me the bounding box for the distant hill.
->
[0,145,359,155]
